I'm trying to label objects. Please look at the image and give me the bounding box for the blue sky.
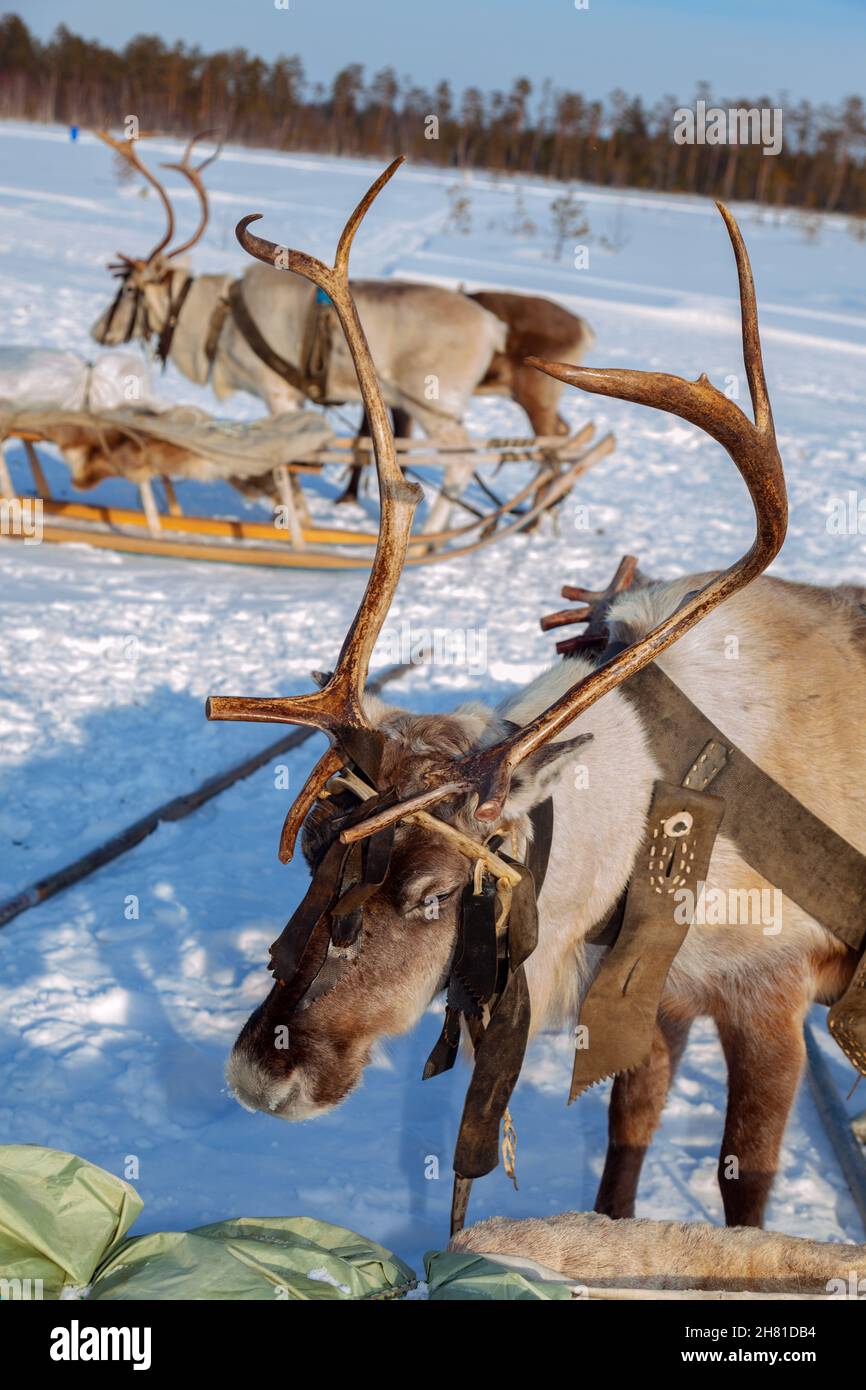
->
[21,0,865,103]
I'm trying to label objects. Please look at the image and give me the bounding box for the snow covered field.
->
[1,122,865,1269]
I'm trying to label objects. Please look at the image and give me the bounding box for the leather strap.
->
[226,280,332,401]
[203,295,231,369]
[569,778,725,1100]
[621,663,866,954]
[526,795,554,893]
[156,274,194,365]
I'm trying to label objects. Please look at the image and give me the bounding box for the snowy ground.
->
[1,122,865,1271]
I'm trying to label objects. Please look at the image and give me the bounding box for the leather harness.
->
[211,281,333,401]
[127,267,335,400]
[162,275,465,426]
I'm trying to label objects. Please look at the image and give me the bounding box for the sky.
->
[19,0,866,106]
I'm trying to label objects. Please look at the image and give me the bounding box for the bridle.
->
[260,724,553,1234]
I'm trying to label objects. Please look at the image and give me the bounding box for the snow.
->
[1,122,865,1272]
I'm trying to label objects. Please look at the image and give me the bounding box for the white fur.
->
[499,573,865,1034]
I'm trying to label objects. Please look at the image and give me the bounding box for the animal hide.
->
[451,1210,866,1294]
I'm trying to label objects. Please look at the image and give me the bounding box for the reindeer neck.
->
[163,273,233,386]
[513,675,657,1032]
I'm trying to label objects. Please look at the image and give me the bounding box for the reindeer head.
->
[91,130,220,349]
[226,696,588,1118]
[211,162,786,1125]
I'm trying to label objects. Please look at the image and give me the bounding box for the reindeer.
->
[90,132,592,527]
[210,161,865,1232]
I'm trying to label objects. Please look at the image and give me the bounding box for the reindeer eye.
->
[407,886,458,915]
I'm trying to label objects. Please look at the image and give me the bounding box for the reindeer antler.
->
[95,129,176,263]
[163,131,223,258]
[339,201,787,840]
[205,158,423,861]
[540,554,640,655]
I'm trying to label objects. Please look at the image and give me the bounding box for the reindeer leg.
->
[339,407,412,504]
[336,411,367,504]
[715,1000,807,1228]
[595,1012,692,1219]
[508,368,568,526]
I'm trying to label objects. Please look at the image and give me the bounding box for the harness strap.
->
[621,663,866,955]
[203,295,231,369]
[299,291,333,403]
[156,274,194,366]
[226,281,331,401]
[103,279,132,342]
[445,805,550,1236]
[571,659,866,1088]
[569,778,725,1101]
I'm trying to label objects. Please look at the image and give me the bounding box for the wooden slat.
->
[18,523,376,568]
[332,431,586,453]
[28,497,378,545]
[23,439,52,498]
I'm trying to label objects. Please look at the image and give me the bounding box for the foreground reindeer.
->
[213,160,865,1234]
[90,132,592,526]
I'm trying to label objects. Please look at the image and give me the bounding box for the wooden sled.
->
[0,417,615,570]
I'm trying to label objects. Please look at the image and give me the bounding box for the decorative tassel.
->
[501,1105,519,1190]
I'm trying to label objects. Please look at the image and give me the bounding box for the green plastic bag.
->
[0,1144,575,1301]
[91,1216,417,1301]
[0,1145,142,1298]
[425,1250,574,1300]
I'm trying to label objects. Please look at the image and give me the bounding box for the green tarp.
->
[0,1145,142,1298]
[0,1145,572,1301]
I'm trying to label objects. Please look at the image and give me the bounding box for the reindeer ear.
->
[503,732,593,818]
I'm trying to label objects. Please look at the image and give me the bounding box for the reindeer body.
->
[469,290,595,436]
[124,266,505,428]
[91,135,592,530]
[498,572,865,1223]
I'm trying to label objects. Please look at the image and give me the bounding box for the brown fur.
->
[469,290,594,434]
[44,424,208,489]
[450,1210,866,1293]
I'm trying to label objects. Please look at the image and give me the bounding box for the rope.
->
[501,1106,519,1189]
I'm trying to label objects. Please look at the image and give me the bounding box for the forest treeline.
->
[1,13,865,214]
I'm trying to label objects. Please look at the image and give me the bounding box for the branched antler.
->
[335,200,787,839]
[540,554,639,655]
[205,158,423,861]
[163,131,222,258]
[95,129,176,263]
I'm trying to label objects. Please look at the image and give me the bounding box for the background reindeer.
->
[90,131,592,527]
[211,162,864,1231]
